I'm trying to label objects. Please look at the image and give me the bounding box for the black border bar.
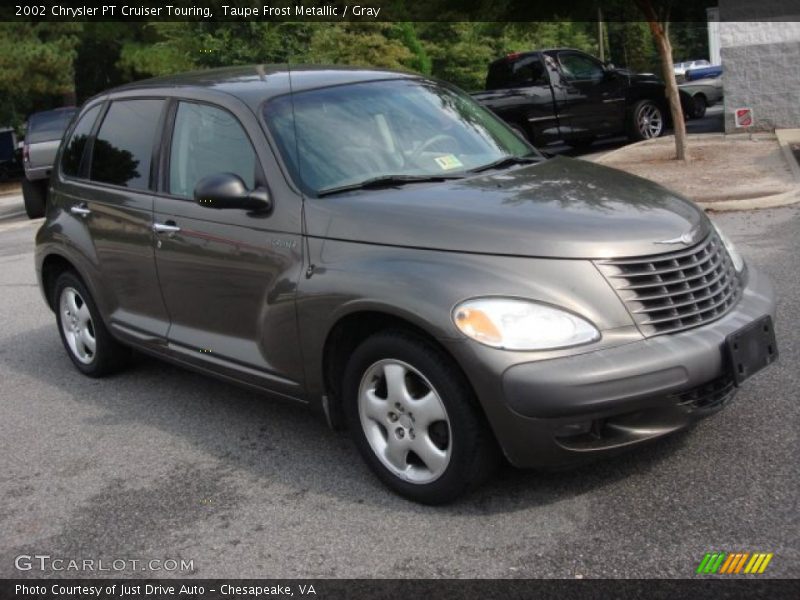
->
[2,579,800,600]
[2,0,800,22]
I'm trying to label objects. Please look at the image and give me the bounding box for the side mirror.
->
[193,172,272,213]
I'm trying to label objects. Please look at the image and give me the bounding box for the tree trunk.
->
[635,0,689,162]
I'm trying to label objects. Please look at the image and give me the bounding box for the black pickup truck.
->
[472,49,690,149]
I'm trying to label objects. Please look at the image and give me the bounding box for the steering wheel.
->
[409,134,459,162]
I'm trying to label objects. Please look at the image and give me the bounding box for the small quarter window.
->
[90,99,164,190]
[61,105,101,178]
[169,102,256,198]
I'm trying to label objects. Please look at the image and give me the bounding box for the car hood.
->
[304,156,710,259]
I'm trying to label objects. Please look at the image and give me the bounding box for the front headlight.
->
[712,222,745,272]
[452,298,600,351]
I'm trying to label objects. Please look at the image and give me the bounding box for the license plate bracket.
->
[726,316,778,385]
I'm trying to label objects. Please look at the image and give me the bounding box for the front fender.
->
[296,237,639,405]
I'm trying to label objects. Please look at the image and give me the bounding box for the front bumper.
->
[458,266,776,468]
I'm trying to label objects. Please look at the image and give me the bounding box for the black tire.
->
[53,271,130,377]
[692,95,707,119]
[342,330,499,504]
[22,178,47,219]
[627,99,665,141]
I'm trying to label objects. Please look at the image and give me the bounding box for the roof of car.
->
[107,65,421,108]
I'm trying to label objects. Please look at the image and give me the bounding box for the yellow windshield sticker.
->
[434,154,464,170]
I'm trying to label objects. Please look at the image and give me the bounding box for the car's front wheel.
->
[54,271,130,376]
[628,100,665,141]
[343,331,498,504]
[22,178,46,219]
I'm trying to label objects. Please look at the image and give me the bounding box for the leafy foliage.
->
[0,19,710,134]
[0,23,81,129]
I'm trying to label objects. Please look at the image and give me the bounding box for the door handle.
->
[70,204,91,217]
[153,221,181,234]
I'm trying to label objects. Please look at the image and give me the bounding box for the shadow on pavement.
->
[4,322,689,517]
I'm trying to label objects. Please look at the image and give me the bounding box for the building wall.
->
[719,21,800,132]
[707,8,721,65]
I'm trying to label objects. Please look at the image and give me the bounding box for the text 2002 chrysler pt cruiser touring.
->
[36,66,778,503]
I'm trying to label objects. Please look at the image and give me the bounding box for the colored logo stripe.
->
[697,552,773,574]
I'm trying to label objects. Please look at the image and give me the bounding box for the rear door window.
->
[90,99,164,190]
[168,101,256,198]
[558,53,605,82]
[487,55,547,90]
[509,56,547,87]
[60,105,101,178]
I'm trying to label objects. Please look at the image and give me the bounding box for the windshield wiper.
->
[317,174,465,197]
[470,154,543,173]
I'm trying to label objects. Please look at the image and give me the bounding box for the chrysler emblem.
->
[655,226,700,246]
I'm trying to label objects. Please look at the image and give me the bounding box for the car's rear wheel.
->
[343,331,498,504]
[22,178,46,219]
[54,271,130,377]
[628,100,665,141]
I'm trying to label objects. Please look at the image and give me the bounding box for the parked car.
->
[472,49,694,149]
[22,107,77,218]
[680,76,723,118]
[36,66,778,504]
[685,64,722,81]
[674,59,711,78]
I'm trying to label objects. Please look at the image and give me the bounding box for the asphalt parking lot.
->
[0,198,797,579]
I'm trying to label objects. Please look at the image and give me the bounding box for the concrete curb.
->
[775,129,800,183]
[697,188,800,211]
[590,133,800,212]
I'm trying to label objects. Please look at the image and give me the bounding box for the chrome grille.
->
[595,232,741,337]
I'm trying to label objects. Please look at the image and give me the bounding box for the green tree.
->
[117,22,316,78]
[306,23,412,70]
[670,22,710,64]
[418,22,496,90]
[397,22,432,75]
[74,23,147,101]
[0,23,81,128]
[607,21,657,72]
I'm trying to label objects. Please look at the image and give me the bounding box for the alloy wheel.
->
[637,103,664,139]
[59,286,96,365]
[358,359,451,484]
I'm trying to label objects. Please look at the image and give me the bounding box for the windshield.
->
[264,78,536,195]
